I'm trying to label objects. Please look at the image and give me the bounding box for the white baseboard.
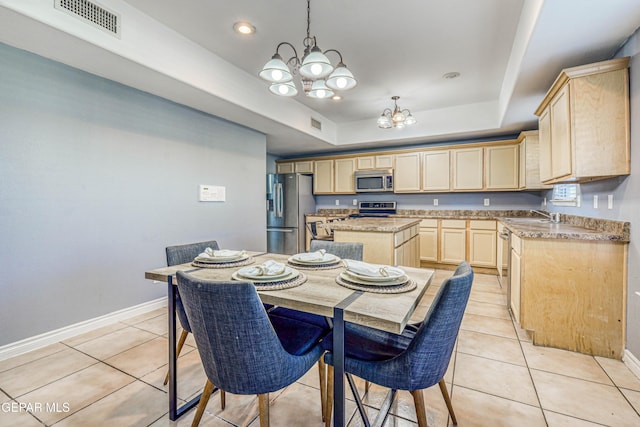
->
[0,298,167,361]
[623,349,640,380]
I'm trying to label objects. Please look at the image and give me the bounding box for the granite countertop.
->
[328,217,421,233]
[315,209,630,242]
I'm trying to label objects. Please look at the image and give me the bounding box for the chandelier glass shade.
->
[377,96,417,129]
[259,0,357,99]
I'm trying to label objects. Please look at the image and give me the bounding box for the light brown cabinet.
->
[276,162,295,174]
[394,152,422,192]
[440,220,467,264]
[535,57,630,184]
[468,220,497,267]
[518,131,552,190]
[356,155,393,170]
[334,158,356,193]
[422,150,451,191]
[276,161,314,174]
[419,219,438,262]
[313,159,334,194]
[485,145,519,190]
[451,147,483,190]
[513,235,627,359]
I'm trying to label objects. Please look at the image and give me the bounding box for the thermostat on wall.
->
[199,185,225,202]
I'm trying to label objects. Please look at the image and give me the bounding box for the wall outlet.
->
[593,195,598,209]
[484,198,490,206]
[433,198,439,206]
[608,195,613,209]
[352,199,358,206]
[543,197,547,207]
[335,199,340,206]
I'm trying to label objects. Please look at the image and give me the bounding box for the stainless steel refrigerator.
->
[266,173,315,255]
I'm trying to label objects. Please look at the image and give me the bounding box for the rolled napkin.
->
[198,248,245,258]
[242,260,286,277]
[343,259,390,277]
[294,249,327,262]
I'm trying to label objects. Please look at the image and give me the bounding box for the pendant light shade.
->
[307,80,334,99]
[326,63,357,90]
[259,54,293,83]
[269,81,298,97]
[299,46,334,78]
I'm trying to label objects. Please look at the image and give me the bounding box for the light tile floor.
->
[1,270,640,426]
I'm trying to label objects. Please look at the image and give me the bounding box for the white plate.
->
[236,265,292,280]
[344,266,406,282]
[339,272,408,287]
[233,269,299,282]
[194,254,248,263]
[289,253,338,265]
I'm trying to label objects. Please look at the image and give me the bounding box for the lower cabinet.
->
[513,236,626,359]
[418,218,498,269]
[440,220,467,264]
[334,225,420,267]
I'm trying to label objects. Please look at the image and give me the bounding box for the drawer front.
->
[420,219,438,228]
[441,219,466,229]
[469,220,497,230]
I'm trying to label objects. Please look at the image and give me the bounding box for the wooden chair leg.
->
[365,380,370,394]
[192,379,215,427]
[410,389,428,427]
[438,379,457,425]
[258,393,270,427]
[164,329,190,385]
[318,358,327,421]
[325,365,334,427]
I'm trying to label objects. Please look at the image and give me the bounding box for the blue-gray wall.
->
[0,43,267,346]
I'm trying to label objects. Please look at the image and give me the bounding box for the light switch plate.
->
[335,199,340,206]
[199,185,225,202]
[433,199,439,206]
[608,195,613,209]
[593,195,598,209]
[352,199,358,206]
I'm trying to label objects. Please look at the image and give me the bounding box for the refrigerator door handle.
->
[267,228,294,232]
[275,183,283,218]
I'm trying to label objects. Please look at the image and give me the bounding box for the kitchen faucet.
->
[530,209,560,223]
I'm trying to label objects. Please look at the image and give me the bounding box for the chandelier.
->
[259,0,357,98]
[377,96,417,129]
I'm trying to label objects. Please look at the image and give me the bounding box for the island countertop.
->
[328,217,421,233]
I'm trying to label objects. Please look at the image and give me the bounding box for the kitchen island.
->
[329,217,421,267]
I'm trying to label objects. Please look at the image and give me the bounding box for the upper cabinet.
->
[422,150,451,191]
[356,155,394,170]
[394,153,422,192]
[535,57,631,184]
[334,158,356,194]
[276,162,295,174]
[313,159,334,194]
[485,144,519,190]
[276,160,313,174]
[518,131,552,190]
[452,147,484,191]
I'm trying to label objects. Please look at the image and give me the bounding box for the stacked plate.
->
[337,264,415,293]
[288,251,342,268]
[232,264,299,283]
[192,249,249,266]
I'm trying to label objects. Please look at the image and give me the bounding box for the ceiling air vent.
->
[310,118,322,131]
[55,0,121,38]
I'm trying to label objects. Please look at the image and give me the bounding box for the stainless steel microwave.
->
[354,169,394,192]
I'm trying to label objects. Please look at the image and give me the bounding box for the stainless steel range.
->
[349,201,397,218]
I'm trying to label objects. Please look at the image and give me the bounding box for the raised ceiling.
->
[1,0,639,156]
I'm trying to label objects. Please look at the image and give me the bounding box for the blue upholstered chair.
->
[163,240,221,386]
[309,240,364,261]
[176,271,328,427]
[322,262,474,427]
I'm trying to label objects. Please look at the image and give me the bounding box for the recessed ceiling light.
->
[443,72,460,79]
[233,22,256,35]
[332,95,342,101]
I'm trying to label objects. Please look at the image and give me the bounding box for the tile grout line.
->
[592,357,640,419]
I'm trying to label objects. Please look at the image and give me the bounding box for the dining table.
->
[144,251,435,427]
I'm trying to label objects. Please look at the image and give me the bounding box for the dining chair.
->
[309,240,364,261]
[307,221,334,242]
[322,262,474,427]
[165,241,274,356]
[164,240,222,387]
[176,271,328,427]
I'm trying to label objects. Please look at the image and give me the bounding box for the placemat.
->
[191,257,255,269]
[238,272,308,291]
[335,275,417,294]
[287,261,344,270]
